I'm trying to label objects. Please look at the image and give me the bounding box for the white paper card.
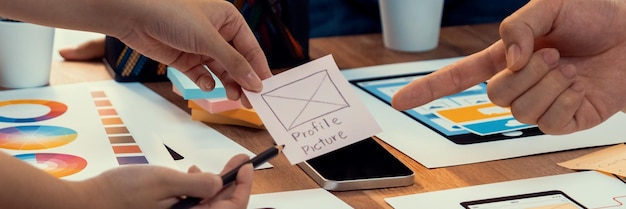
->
[249,188,353,209]
[244,55,382,164]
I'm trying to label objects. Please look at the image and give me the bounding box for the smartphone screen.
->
[460,190,587,209]
[304,137,414,181]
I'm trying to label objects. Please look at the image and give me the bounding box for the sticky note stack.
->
[167,67,265,129]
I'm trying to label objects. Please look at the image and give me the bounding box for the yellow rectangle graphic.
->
[435,102,511,123]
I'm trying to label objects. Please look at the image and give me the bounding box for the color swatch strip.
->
[91,91,149,165]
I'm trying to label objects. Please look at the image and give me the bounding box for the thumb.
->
[187,165,202,173]
[499,0,561,71]
[166,171,223,199]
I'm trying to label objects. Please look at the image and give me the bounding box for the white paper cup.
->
[0,21,55,88]
[379,0,444,52]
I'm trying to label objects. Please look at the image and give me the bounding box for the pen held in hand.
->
[221,144,284,185]
[170,144,284,209]
[0,17,20,22]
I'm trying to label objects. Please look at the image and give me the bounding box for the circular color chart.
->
[0,99,67,123]
[15,153,87,178]
[0,125,78,150]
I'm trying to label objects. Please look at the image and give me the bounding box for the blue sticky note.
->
[462,117,535,136]
[166,67,226,100]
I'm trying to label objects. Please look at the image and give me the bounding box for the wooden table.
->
[48,23,601,209]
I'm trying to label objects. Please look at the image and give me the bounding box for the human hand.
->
[77,154,253,209]
[191,154,253,209]
[392,0,626,135]
[3,0,271,108]
[58,37,105,61]
[113,0,272,107]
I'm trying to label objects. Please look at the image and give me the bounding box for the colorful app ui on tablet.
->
[351,72,544,144]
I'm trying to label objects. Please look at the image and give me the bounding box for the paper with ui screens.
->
[434,102,536,136]
[244,54,382,164]
[248,188,353,209]
[385,171,626,209]
[558,143,626,177]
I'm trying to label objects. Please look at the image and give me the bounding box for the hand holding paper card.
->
[243,55,382,164]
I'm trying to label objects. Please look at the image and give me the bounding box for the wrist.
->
[66,179,110,209]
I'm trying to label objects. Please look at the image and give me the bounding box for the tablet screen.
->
[350,72,544,144]
[459,190,586,209]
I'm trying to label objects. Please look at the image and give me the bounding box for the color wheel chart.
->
[91,91,150,165]
[0,125,77,150]
[1,81,260,178]
[0,100,67,123]
[14,153,87,177]
[0,99,87,178]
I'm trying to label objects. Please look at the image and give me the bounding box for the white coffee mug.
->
[0,20,55,88]
[379,0,444,52]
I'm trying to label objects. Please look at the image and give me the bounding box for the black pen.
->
[0,17,20,22]
[171,144,284,209]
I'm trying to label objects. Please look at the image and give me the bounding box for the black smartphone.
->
[297,137,414,191]
[460,190,587,209]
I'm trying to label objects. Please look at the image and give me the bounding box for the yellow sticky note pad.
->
[188,101,263,126]
[217,108,263,126]
[191,109,265,129]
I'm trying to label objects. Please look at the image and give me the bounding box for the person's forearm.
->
[0,152,91,209]
[0,0,139,38]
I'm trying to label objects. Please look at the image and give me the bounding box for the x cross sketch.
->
[261,70,350,131]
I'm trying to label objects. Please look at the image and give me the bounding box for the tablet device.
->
[349,72,543,144]
[459,190,587,209]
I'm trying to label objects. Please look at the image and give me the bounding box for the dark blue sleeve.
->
[442,0,529,26]
[309,0,530,38]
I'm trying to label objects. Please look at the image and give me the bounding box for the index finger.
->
[229,22,273,81]
[219,154,251,176]
[166,168,223,201]
[500,0,560,71]
[391,40,507,110]
[209,8,272,92]
[207,26,266,93]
